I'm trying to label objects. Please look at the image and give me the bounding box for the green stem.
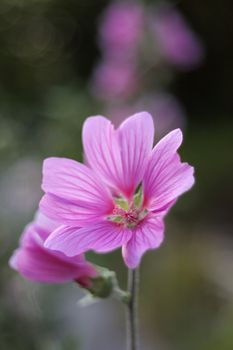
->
[126,268,139,350]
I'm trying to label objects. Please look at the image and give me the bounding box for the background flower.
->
[10,212,96,285]
[151,6,204,69]
[106,92,186,138]
[98,1,144,61]
[90,60,138,101]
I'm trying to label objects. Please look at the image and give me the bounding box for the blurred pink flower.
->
[151,7,204,69]
[91,60,138,101]
[40,113,194,268]
[136,93,186,137]
[9,212,96,285]
[99,1,144,60]
[106,92,186,137]
[106,105,136,127]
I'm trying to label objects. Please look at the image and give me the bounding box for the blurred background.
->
[0,0,232,349]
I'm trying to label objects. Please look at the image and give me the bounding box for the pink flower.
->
[41,112,194,268]
[99,1,144,60]
[9,212,96,285]
[91,60,138,101]
[151,7,204,69]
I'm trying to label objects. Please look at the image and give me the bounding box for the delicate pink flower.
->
[9,212,96,285]
[99,1,144,60]
[91,60,138,101]
[151,7,204,69]
[41,112,194,268]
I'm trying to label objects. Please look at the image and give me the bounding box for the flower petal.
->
[10,224,96,283]
[122,215,164,268]
[82,113,154,198]
[82,116,123,190]
[45,221,132,256]
[40,193,110,226]
[41,157,114,225]
[42,158,113,215]
[118,112,154,198]
[42,157,112,203]
[34,211,58,238]
[143,129,194,212]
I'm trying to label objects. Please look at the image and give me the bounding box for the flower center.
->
[107,188,148,228]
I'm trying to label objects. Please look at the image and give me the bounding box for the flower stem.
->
[126,268,139,350]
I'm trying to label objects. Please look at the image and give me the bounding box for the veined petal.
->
[143,129,194,212]
[41,157,114,225]
[122,215,164,269]
[82,116,123,191]
[40,193,112,226]
[42,157,113,206]
[10,224,96,283]
[82,113,154,198]
[118,112,154,198]
[45,221,132,256]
